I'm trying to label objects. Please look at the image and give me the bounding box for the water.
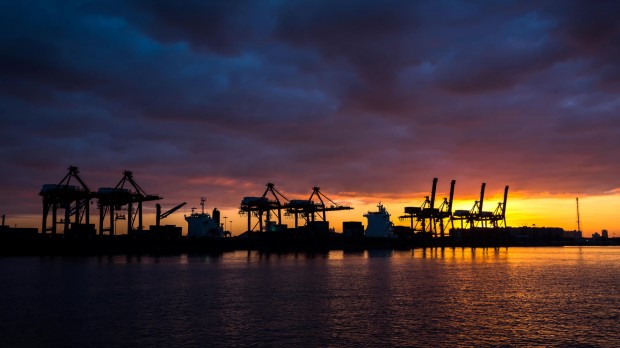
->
[1,247,619,347]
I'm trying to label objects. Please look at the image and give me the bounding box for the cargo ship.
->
[364,203,394,238]
[184,198,227,238]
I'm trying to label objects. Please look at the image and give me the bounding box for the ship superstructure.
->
[364,203,393,237]
[185,197,225,238]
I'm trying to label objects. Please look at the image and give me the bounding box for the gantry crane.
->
[451,183,508,229]
[490,186,509,227]
[420,177,439,234]
[471,183,508,228]
[400,178,454,236]
[97,171,161,235]
[307,186,353,222]
[286,187,353,228]
[239,183,289,232]
[286,199,316,228]
[40,166,93,235]
[435,179,455,237]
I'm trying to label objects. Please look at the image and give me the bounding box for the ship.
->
[184,197,228,238]
[364,202,394,238]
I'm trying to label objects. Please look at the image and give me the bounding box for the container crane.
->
[452,182,486,229]
[285,187,352,228]
[307,187,353,222]
[400,178,438,234]
[469,182,496,227]
[435,179,455,237]
[40,166,93,235]
[490,186,509,227]
[400,178,455,237]
[239,183,289,232]
[97,170,161,235]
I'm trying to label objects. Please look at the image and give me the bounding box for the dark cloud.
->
[1,0,620,220]
[116,0,276,55]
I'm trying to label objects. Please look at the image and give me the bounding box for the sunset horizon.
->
[1,1,619,237]
[2,2,619,346]
[3,165,617,238]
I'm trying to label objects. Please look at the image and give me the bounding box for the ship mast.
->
[576,197,581,232]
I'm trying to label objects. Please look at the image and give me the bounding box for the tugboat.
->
[364,202,394,238]
[184,197,228,238]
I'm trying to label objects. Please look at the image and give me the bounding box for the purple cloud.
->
[1,0,619,221]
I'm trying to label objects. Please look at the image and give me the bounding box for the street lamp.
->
[229,220,233,234]
[224,216,228,231]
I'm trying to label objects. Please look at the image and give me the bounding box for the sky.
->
[1,0,619,236]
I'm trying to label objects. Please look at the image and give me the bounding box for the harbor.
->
[1,166,616,256]
[3,2,620,346]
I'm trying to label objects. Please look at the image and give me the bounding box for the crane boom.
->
[155,202,187,226]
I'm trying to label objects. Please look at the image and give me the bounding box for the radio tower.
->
[576,197,581,232]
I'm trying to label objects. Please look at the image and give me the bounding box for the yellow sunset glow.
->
[8,191,618,239]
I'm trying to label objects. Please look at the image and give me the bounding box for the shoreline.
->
[1,232,618,257]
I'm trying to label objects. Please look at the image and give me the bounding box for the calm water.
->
[1,247,618,347]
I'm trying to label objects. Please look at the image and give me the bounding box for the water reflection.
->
[0,247,618,346]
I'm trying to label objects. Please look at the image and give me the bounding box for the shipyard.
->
[1,166,616,256]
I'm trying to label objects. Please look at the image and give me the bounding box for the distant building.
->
[602,229,609,239]
[508,226,564,242]
[563,230,583,240]
[343,222,364,238]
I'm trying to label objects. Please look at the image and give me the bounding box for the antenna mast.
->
[576,197,581,232]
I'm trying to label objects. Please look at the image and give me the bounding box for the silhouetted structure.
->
[450,183,508,229]
[365,203,393,237]
[286,187,353,228]
[400,178,455,237]
[40,166,94,235]
[97,171,161,235]
[239,184,353,233]
[155,202,186,227]
[490,186,509,227]
[185,197,228,238]
[239,183,289,232]
[576,197,582,233]
[343,221,364,238]
[451,182,486,229]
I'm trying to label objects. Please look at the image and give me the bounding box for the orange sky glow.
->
[2,2,620,240]
[6,188,617,238]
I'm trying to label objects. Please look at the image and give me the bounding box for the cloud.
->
[1,0,620,220]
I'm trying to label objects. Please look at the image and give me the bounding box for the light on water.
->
[1,247,619,347]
